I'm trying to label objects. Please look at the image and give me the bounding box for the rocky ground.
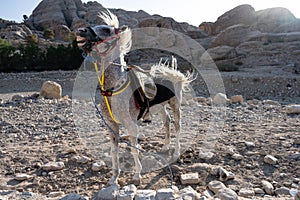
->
[0,71,299,200]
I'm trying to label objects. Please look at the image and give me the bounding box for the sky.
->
[0,0,299,26]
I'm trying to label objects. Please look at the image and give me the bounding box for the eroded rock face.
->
[200,4,256,35]
[199,4,300,36]
[26,0,87,30]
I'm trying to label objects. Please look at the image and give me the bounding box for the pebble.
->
[231,95,243,104]
[91,161,106,172]
[60,193,87,200]
[244,141,255,148]
[198,151,214,160]
[213,93,229,105]
[202,189,214,199]
[12,94,24,101]
[216,188,238,200]
[117,184,137,200]
[285,104,300,114]
[135,190,156,200]
[15,173,31,181]
[226,147,235,156]
[41,161,65,171]
[48,191,65,198]
[74,155,92,164]
[254,188,265,195]
[180,186,201,199]
[156,187,179,200]
[232,153,244,160]
[261,180,274,195]
[180,172,200,184]
[92,185,119,200]
[218,167,235,182]
[264,155,278,164]
[238,188,255,197]
[208,180,227,194]
[274,186,291,196]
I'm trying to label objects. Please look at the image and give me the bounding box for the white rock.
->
[264,155,278,165]
[244,141,255,148]
[74,155,92,164]
[216,188,238,200]
[202,189,214,198]
[238,188,255,197]
[285,104,300,114]
[198,151,214,160]
[226,147,235,156]
[60,193,87,200]
[12,94,24,101]
[48,191,65,198]
[232,153,244,160]
[274,187,291,196]
[180,172,200,185]
[231,95,243,104]
[262,99,280,106]
[92,161,106,172]
[93,185,119,200]
[117,184,137,200]
[156,188,179,200]
[254,188,265,195]
[40,81,62,99]
[42,162,65,171]
[180,186,201,200]
[261,180,274,195]
[135,190,156,200]
[213,93,229,105]
[219,167,235,182]
[208,180,227,194]
[15,173,31,181]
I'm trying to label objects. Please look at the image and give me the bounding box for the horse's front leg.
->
[108,125,120,186]
[125,122,142,185]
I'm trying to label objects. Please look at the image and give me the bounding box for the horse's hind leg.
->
[161,105,171,151]
[169,97,181,159]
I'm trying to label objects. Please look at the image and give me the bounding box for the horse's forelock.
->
[98,9,119,28]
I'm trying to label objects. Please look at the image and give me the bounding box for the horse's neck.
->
[104,64,123,88]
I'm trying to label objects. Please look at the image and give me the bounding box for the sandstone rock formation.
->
[200,4,256,36]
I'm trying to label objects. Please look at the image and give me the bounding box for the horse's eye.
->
[102,27,111,36]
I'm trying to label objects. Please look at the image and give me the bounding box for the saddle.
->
[128,70,157,121]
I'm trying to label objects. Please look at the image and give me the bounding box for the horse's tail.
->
[150,56,195,92]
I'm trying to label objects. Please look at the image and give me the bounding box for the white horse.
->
[76,10,193,186]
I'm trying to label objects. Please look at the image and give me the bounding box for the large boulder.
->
[254,7,296,33]
[199,4,256,35]
[40,81,62,99]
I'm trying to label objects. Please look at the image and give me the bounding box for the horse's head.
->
[76,25,119,52]
[76,10,132,55]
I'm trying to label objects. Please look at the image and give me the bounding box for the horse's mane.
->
[98,9,132,67]
[150,57,195,92]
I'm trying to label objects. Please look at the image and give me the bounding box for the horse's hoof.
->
[131,178,141,186]
[108,178,118,186]
[161,144,170,152]
[171,152,180,162]
[131,174,141,185]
